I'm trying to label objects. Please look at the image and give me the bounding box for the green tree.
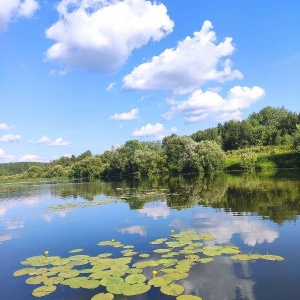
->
[69,156,106,179]
[196,140,226,172]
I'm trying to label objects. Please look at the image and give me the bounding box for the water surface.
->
[1,171,300,300]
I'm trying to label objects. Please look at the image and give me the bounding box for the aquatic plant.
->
[13,230,284,299]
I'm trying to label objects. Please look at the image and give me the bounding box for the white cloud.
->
[109,108,139,121]
[106,82,115,91]
[132,122,177,140]
[132,122,164,137]
[49,137,71,146]
[123,20,243,94]
[0,134,21,143]
[162,86,265,123]
[18,154,41,162]
[36,135,51,144]
[0,148,16,162]
[0,123,11,130]
[45,0,174,73]
[0,0,39,31]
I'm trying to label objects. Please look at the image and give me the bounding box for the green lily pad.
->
[261,254,284,261]
[126,268,143,274]
[69,248,84,253]
[106,281,132,294]
[148,276,173,287]
[150,238,168,245]
[164,272,189,281]
[100,277,124,287]
[199,258,214,263]
[32,285,56,297]
[123,283,150,296]
[98,253,113,258]
[26,276,48,285]
[91,293,114,300]
[13,268,36,277]
[177,295,202,300]
[58,269,80,278]
[154,249,171,253]
[161,283,185,296]
[125,274,147,284]
[230,254,261,261]
[62,277,82,288]
[139,253,150,258]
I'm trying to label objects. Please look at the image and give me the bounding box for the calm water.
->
[1,171,300,300]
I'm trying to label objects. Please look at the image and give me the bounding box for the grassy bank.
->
[224,145,300,171]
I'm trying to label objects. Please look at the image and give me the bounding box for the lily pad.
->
[125,274,147,284]
[148,276,173,287]
[161,283,185,296]
[98,253,113,258]
[32,285,56,297]
[91,293,114,300]
[13,268,36,277]
[123,283,150,296]
[106,281,132,294]
[100,277,124,287]
[177,295,202,300]
[261,254,284,261]
[139,253,150,258]
[69,248,84,253]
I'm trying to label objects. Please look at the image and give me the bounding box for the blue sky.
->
[1,0,299,163]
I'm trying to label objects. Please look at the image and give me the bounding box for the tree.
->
[69,157,106,179]
[196,140,226,173]
[162,135,199,173]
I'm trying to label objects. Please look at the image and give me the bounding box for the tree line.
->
[1,106,300,180]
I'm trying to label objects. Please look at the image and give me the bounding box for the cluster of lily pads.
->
[13,231,284,299]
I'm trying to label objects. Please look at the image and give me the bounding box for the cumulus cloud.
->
[106,82,115,91]
[132,122,177,140]
[0,123,11,130]
[18,154,41,162]
[0,0,39,31]
[0,134,21,143]
[45,0,174,73]
[123,20,243,93]
[132,122,178,139]
[109,108,139,121]
[49,137,71,146]
[162,86,265,123]
[132,122,164,137]
[0,148,16,162]
[36,135,51,144]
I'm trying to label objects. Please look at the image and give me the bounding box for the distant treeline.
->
[1,106,300,180]
[0,162,46,177]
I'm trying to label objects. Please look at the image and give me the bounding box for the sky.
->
[0,0,299,163]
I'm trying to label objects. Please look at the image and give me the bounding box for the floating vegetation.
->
[69,248,84,253]
[13,230,284,299]
[48,199,120,211]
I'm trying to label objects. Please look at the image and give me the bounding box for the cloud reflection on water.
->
[138,201,170,220]
[5,219,24,230]
[181,257,255,300]
[117,225,147,237]
[171,212,278,246]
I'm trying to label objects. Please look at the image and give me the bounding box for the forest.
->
[1,106,300,181]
